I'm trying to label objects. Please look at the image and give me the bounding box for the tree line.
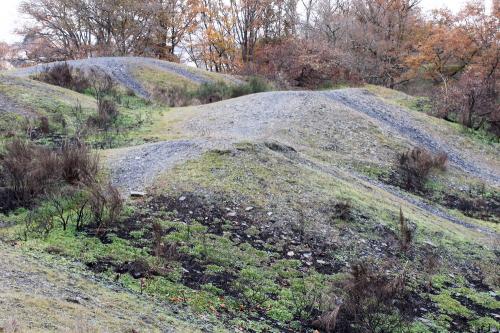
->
[10,0,500,134]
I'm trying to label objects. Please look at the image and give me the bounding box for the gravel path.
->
[108,139,208,193]
[9,57,242,98]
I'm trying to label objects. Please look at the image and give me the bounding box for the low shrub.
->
[34,63,90,93]
[149,77,272,106]
[230,76,272,98]
[88,182,123,236]
[58,142,99,185]
[397,147,447,191]
[39,116,50,134]
[196,81,232,104]
[0,139,99,210]
[152,85,191,107]
[86,98,119,132]
[0,140,59,205]
[315,262,410,332]
[196,77,272,104]
[398,208,413,252]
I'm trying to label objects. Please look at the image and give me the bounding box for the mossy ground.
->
[3,141,497,332]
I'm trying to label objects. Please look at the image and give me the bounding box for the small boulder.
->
[130,191,146,198]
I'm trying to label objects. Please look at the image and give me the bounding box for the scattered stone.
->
[245,206,254,211]
[65,297,81,304]
[287,251,295,257]
[179,196,186,201]
[227,212,237,217]
[316,260,327,265]
[267,212,273,216]
[130,191,146,198]
[303,253,312,259]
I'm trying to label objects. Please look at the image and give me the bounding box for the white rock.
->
[179,196,186,201]
[245,206,254,211]
[287,251,295,257]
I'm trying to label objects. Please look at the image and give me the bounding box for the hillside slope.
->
[1,59,499,332]
[8,57,242,98]
[0,242,225,332]
[104,86,499,331]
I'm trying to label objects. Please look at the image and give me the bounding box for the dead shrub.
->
[1,317,23,333]
[312,303,341,333]
[88,183,123,235]
[59,142,99,185]
[39,116,50,134]
[397,147,447,191]
[87,68,115,104]
[152,85,191,107]
[398,208,413,252]
[333,200,353,221]
[152,222,179,261]
[35,63,90,93]
[331,262,410,332]
[0,139,59,205]
[87,98,119,130]
[0,139,99,210]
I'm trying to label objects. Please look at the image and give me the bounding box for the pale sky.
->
[0,0,491,43]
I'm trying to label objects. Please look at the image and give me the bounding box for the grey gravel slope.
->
[9,57,242,98]
[107,88,499,235]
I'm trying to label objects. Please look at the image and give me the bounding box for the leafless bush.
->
[87,99,119,131]
[0,139,99,209]
[333,200,353,221]
[397,147,447,191]
[433,68,499,135]
[87,68,115,105]
[312,302,341,333]
[59,142,99,185]
[0,139,59,205]
[34,63,90,93]
[152,85,191,107]
[152,222,179,261]
[398,208,413,252]
[39,116,50,134]
[89,183,123,235]
[332,262,410,332]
